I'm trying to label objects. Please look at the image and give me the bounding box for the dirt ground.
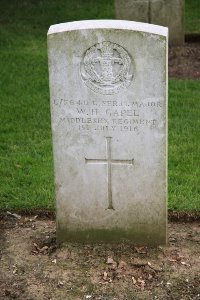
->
[169,42,200,79]
[0,213,199,300]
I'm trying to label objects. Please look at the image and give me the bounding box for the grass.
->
[0,0,115,210]
[0,0,199,212]
[185,0,200,34]
[168,80,200,211]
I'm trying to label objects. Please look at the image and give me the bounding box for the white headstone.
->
[48,20,168,245]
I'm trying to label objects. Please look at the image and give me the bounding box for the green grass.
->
[168,80,200,211]
[0,0,199,212]
[0,0,115,210]
[185,0,200,33]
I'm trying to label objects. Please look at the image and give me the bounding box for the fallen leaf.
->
[157,280,164,286]
[33,243,40,252]
[137,278,145,291]
[29,215,38,222]
[107,257,115,264]
[6,211,21,220]
[132,276,137,284]
[180,261,190,267]
[168,258,177,262]
[135,246,147,254]
[52,259,57,264]
[169,237,177,242]
[39,246,48,253]
[57,281,64,287]
[12,265,18,274]
[103,272,108,280]
[33,243,48,254]
[147,261,163,272]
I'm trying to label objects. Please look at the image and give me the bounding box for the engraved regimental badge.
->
[81,41,133,95]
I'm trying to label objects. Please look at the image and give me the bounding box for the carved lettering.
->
[55,97,162,133]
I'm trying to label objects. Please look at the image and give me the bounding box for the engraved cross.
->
[85,137,134,210]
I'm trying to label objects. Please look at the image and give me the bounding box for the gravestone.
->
[48,20,168,245]
[115,0,184,46]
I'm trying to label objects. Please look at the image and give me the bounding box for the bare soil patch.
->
[0,214,199,300]
[169,42,200,79]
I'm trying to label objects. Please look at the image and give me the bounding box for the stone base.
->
[57,223,167,245]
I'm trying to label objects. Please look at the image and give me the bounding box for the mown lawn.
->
[185,0,200,33]
[0,0,199,212]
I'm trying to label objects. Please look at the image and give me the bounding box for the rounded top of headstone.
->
[48,20,168,37]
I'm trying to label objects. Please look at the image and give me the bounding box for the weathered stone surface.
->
[115,0,149,23]
[115,0,184,45]
[48,20,168,244]
[151,0,184,46]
